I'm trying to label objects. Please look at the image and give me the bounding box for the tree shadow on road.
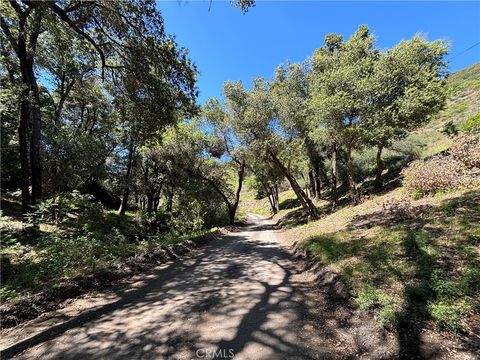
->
[2,223,334,359]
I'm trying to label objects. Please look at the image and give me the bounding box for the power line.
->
[450,41,480,60]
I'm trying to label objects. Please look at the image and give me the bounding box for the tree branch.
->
[48,2,110,79]
[0,16,18,54]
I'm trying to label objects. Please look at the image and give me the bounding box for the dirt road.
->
[2,215,477,359]
[0,216,333,359]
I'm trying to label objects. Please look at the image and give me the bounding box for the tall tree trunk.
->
[274,184,279,213]
[18,97,31,214]
[228,161,246,225]
[346,145,359,204]
[314,165,322,199]
[19,42,42,204]
[331,142,338,210]
[374,144,384,190]
[118,139,134,215]
[13,7,43,213]
[269,151,319,220]
[308,170,316,199]
[146,193,154,214]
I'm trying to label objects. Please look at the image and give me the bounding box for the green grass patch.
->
[298,190,480,332]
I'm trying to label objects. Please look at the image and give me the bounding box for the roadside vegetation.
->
[241,62,480,335]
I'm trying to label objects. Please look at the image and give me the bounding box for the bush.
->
[35,191,104,226]
[450,134,480,168]
[39,226,133,276]
[402,158,466,196]
[402,134,480,197]
[460,112,480,134]
[441,120,458,137]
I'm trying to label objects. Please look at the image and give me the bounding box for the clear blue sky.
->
[159,1,480,104]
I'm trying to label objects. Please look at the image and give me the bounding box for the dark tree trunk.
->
[10,6,43,214]
[314,165,322,199]
[153,195,160,213]
[19,96,31,214]
[331,142,338,210]
[308,170,315,198]
[166,190,173,213]
[273,184,279,213]
[346,145,359,204]
[118,139,134,215]
[146,193,154,214]
[374,144,384,190]
[17,30,42,205]
[308,169,318,199]
[269,151,319,220]
[227,206,236,226]
[228,161,246,225]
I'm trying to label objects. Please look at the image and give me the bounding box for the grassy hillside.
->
[240,62,480,334]
[399,62,480,159]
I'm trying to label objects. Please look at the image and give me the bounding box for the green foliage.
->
[460,113,480,134]
[356,285,380,310]
[0,190,220,300]
[35,191,103,226]
[427,302,461,331]
[442,120,458,137]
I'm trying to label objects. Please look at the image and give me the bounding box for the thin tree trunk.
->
[314,165,322,199]
[228,161,246,225]
[274,184,279,213]
[269,151,319,220]
[308,169,317,199]
[166,190,173,213]
[374,144,384,189]
[331,142,338,210]
[264,185,276,214]
[346,145,359,204]
[118,139,134,215]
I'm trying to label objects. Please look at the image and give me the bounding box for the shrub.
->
[460,112,480,134]
[441,120,458,137]
[39,226,133,277]
[402,158,465,196]
[450,134,480,168]
[36,191,104,226]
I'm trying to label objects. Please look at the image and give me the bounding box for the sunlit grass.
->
[296,189,480,331]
